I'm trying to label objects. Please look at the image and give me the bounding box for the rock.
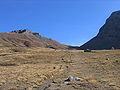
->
[74,77,84,81]
[61,76,84,86]
[65,76,84,82]
[106,58,110,60]
[80,10,120,50]
[68,76,75,81]
[61,82,70,86]
[84,49,91,52]
[0,80,6,86]
[12,29,32,34]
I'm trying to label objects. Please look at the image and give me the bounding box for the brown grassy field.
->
[0,47,120,90]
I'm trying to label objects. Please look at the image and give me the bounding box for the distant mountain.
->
[0,29,67,49]
[80,10,120,50]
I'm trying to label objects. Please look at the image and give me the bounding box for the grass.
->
[0,47,120,90]
[0,47,69,89]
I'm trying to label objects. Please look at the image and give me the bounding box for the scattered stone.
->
[52,80,57,84]
[60,76,85,86]
[106,58,110,60]
[61,82,70,86]
[0,80,6,86]
[32,84,39,88]
[109,83,116,86]
[65,76,84,82]
[74,77,84,81]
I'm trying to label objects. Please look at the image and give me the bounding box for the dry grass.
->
[0,47,120,90]
[68,50,120,90]
[0,47,69,89]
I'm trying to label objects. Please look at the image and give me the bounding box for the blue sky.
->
[0,0,120,46]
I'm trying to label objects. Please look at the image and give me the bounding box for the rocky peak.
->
[97,10,120,38]
[80,10,120,50]
[11,29,32,34]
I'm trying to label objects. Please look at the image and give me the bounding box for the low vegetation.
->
[0,47,119,90]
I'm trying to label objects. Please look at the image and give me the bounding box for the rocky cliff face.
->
[80,10,120,50]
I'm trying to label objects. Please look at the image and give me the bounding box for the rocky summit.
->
[80,10,120,50]
[0,29,67,49]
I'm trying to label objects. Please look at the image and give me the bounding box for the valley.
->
[0,47,119,90]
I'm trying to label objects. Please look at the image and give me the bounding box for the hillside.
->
[80,10,120,50]
[0,29,67,49]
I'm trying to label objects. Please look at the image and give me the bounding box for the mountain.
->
[0,29,67,49]
[80,10,120,50]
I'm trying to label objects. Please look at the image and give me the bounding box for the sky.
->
[0,0,120,46]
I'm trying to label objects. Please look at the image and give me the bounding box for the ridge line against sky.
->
[0,0,120,46]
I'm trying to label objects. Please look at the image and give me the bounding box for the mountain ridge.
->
[0,29,68,49]
[80,10,120,50]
